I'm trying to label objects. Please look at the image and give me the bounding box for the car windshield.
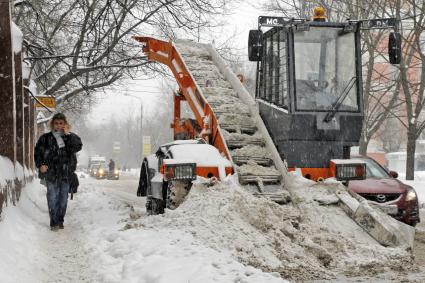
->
[359,158,390,178]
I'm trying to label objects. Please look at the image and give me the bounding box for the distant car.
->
[349,156,420,226]
[93,165,107,179]
[88,165,97,177]
[107,168,120,180]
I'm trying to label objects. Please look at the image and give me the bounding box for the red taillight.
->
[355,165,365,178]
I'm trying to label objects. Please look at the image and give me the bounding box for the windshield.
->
[360,158,390,178]
[294,27,358,111]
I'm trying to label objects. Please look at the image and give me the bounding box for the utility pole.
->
[0,1,17,162]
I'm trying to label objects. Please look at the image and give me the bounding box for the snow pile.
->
[175,40,211,59]
[0,156,15,186]
[129,178,412,281]
[218,113,255,127]
[75,180,287,283]
[0,182,52,282]
[238,160,280,176]
[14,162,25,181]
[23,166,31,178]
[233,145,271,158]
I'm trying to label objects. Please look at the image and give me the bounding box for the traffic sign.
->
[142,136,151,156]
[35,95,56,111]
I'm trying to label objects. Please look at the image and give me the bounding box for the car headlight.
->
[406,189,417,201]
[99,169,104,174]
[114,169,119,174]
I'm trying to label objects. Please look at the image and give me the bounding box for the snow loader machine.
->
[248,8,401,181]
[134,8,402,215]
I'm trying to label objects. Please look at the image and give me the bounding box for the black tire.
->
[166,182,192,210]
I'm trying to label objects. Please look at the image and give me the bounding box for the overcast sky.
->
[87,1,266,126]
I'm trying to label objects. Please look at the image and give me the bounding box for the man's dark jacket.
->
[34,132,82,182]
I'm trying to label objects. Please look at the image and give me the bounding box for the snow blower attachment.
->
[133,36,291,208]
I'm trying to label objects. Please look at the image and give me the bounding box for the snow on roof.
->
[163,159,196,165]
[11,21,23,54]
[169,144,231,167]
[161,139,203,148]
[0,156,15,186]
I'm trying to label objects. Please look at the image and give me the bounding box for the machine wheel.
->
[166,181,192,210]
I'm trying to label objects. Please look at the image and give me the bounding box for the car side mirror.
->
[248,30,262,61]
[388,32,401,64]
[389,170,398,178]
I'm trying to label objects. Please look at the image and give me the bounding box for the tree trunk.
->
[405,129,416,180]
[359,134,369,156]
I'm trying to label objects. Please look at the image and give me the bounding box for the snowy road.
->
[3,174,425,282]
[80,174,145,209]
[0,176,286,283]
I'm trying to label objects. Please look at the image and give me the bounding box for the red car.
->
[349,156,420,226]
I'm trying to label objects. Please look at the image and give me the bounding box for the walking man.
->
[35,113,82,231]
[108,159,115,172]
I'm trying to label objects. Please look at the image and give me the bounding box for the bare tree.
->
[387,0,425,179]
[13,0,230,112]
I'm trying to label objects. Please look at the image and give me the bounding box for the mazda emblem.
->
[376,194,387,203]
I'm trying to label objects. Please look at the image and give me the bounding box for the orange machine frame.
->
[134,36,232,163]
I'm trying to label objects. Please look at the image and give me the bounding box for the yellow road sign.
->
[143,144,151,155]
[142,136,151,155]
[35,96,56,110]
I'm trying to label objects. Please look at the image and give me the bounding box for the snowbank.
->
[78,179,288,283]
[125,176,412,281]
[1,155,34,218]
[0,181,50,282]
[0,156,15,187]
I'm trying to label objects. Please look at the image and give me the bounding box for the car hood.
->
[349,178,407,194]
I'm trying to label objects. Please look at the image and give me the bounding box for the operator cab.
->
[248,9,401,180]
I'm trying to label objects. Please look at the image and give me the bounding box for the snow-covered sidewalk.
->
[0,179,286,283]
